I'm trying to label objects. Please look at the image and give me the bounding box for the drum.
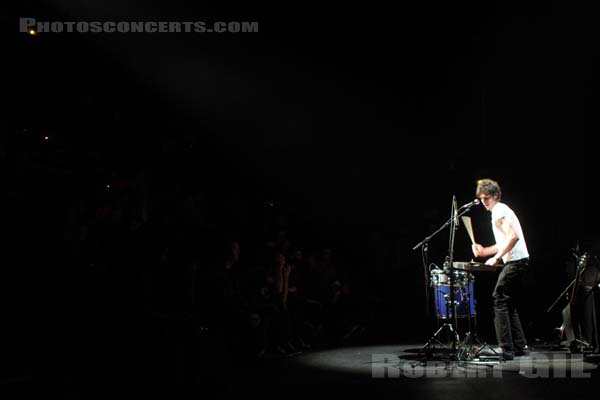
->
[430,269,470,287]
[430,270,475,318]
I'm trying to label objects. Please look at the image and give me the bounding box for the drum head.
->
[430,270,449,285]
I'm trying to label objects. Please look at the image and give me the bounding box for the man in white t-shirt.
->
[471,179,529,360]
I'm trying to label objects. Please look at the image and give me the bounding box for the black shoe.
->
[514,346,529,356]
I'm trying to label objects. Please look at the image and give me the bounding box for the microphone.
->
[459,199,480,209]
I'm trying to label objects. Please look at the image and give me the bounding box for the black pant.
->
[493,259,528,353]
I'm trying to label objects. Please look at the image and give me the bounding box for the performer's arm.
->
[472,243,498,258]
[486,217,519,266]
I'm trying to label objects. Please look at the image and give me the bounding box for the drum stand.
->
[415,196,463,359]
[419,277,460,359]
[456,279,499,361]
[419,323,459,357]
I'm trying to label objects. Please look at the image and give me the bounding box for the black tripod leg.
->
[420,323,452,355]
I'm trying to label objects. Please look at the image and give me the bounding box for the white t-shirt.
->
[490,202,529,263]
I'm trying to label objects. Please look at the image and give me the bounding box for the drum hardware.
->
[414,195,496,361]
[453,271,497,361]
[415,196,478,359]
[457,331,500,361]
[443,262,497,360]
[452,261,497,272]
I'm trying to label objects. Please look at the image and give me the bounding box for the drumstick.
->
[461,216,475,244]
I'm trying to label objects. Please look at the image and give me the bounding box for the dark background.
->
[1,0,597,384]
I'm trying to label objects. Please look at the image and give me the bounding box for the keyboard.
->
[452,261,497,272]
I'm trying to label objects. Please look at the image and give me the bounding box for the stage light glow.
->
[28,29,37,35]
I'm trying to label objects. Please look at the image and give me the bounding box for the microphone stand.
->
[415,196,478,359]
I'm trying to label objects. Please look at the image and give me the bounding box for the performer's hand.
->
[485,256,500,267]
[471,243,485,257]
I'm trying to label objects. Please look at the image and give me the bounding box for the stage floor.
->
[234,343,600,398]
[266,343,599,383]
[6,341,600,398]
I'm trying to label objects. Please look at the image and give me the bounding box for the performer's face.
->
[479,193,498,211]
